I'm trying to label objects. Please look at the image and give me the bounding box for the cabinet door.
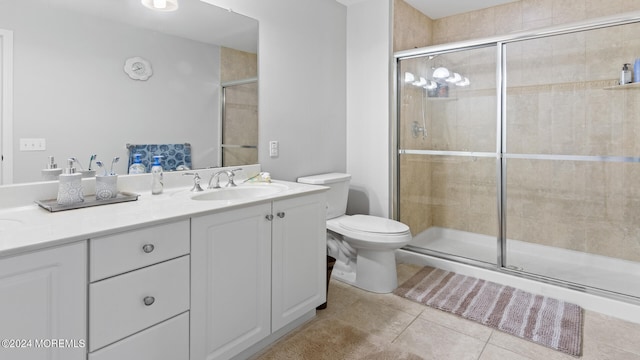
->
[0,242,87,360]
[272,193,326,332]
[190,203,272,360]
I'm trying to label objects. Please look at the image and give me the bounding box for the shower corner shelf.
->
[603,82,640,90]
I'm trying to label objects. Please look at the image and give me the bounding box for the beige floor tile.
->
[332,298,417,342]
[316,279,365,319]
[393,317,487,360]
[254,317,424,360]
[582,341,640,360]
[257,262,640,360]
[418,306,493,342]
[583,311,640,357]
[343,284,426,317]
[397,263,424,284]
[479,343,533,360]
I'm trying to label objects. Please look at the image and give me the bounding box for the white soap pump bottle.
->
[57,158,84,205]
[42,156,63,181]
[129,153,146,174]
[151,155,163,195]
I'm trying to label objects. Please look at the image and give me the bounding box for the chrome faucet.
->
[207,168,243,189]
[182,172,204,192]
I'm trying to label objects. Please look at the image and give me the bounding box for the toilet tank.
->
[297,173,351,219]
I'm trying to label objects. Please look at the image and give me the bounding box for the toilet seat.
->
[338,215,409,234]
[327,215,412,246]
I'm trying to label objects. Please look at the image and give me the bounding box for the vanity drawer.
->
[89,255,190,351]
[90,219,189,281]
[89,312,189,360]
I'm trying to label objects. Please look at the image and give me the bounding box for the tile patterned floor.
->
[252,263,640,360]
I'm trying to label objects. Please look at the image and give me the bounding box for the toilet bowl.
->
[297,173,412,294]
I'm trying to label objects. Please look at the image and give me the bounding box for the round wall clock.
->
[124,57,153,81]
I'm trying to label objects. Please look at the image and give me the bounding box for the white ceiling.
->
[403,0,520,19]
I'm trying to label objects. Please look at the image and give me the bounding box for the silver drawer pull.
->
[142,244,155,253]
[143,296,155,306]
[277,212,285,218]
[265,214,274,221]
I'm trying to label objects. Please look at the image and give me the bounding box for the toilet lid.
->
[338,215,409,234]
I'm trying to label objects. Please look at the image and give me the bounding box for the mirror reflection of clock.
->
[132,62,146,75]
[124,57,153,81]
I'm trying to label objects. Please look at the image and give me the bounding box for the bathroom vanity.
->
[0,166,327,360]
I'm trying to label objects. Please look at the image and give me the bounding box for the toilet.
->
[297,173,412,293]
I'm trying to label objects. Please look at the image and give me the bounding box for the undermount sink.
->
[0,219,25,231]
[191,184,288,201]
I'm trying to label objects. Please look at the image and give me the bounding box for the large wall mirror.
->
[0,0,258,184]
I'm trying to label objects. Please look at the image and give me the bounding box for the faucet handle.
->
[208,170,227,189]
[227,168,243,187]
[182,172,204,192]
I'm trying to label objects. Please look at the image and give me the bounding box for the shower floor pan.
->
[407,226,640,299]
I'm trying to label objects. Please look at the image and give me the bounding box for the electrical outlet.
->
[269,140,279,157]
[19,138,46,151]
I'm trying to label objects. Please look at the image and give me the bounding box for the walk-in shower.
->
[393,13,640,303]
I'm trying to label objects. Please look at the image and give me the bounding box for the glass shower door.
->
[221,80,258,167]
[503,23,640,298]
[398,45,499,265]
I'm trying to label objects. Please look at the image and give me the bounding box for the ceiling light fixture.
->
[456,77,470,87]
[404,72,415,83]
[446,72,462,83]
[432,67,450,79]
[425,80,437,90]
[413,77,427,87]
[141,0,179,12]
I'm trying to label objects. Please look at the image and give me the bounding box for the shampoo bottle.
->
[57,158,84,205]
[622,63,632,84]
[634,59,640,83]
[129,153,146,174]
[151,155,163,195]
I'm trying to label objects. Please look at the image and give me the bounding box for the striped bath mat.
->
[394,267,583,356]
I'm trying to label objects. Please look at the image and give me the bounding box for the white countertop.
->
[0,176,327,258]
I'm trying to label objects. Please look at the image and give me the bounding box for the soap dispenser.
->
[42,156,63,181]
[151,155,163,195]
[129,153,146,174]
[57,158,84,205]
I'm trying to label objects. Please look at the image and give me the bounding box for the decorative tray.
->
[35,192,140,212]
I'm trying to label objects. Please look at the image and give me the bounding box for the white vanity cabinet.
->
[88,220,190,360]
[0,242,87,360]
[271,194,326,332]
[191,202,272,360]
[190,192,326,360]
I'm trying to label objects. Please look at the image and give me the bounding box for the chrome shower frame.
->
[391,11,640,305]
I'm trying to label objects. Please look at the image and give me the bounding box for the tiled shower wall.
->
[396,0,640,262]
[220,47,258,166]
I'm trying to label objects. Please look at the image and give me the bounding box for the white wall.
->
[344,0,392,217]
[203,0,347,182]
[3,3,221,182]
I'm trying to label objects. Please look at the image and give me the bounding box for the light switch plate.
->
[19,138,46,151]
[269,140,278,157]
